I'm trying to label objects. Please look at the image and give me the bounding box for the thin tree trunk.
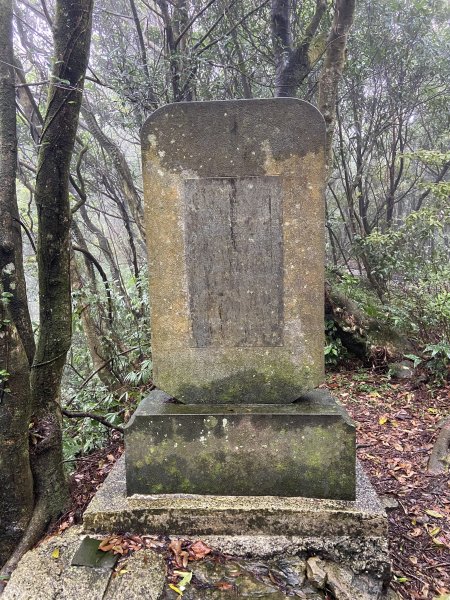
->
[71,258,121,391]
[0,0,34,567]
[1,0,94,577]
[81,104,146,240]
[272,0,327,97]
[318,0,356,164]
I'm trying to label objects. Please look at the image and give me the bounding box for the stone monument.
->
[82,100,389,595]
[125,98,356,500]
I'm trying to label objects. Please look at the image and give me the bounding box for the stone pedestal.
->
[125,389,355,500]
[84,454,386,537]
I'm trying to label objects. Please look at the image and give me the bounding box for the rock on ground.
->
[2,527,165,600]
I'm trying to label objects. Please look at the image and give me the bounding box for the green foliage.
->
[335,202,450,373]
[423,342,450,379]
[124,358,153,387]
[62,270,153,467]
[324,319,347,367]
[406,342,450,382]
[0,369,10,386]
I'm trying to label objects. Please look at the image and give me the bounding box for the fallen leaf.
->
[169,583,182,596]
[216,581,233,590]
[173,570,192,591]
[51,548,60,559]
[379,415,388,425]
[189,540,212,560]
[169,539,189,567]
[433,537,449,548]
[425,510,444,519]
[410,527,422,537]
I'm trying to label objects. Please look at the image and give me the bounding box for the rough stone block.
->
[124,389,356,500]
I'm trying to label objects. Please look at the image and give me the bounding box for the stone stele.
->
[141,98,326,404]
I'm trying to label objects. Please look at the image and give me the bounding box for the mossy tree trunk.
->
[318,0,356,164]
[0,0,34,567]
[1,0,94,577]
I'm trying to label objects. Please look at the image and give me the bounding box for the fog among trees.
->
[0,0,449,581]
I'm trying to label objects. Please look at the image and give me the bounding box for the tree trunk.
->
[81,104,146,241]
[0,3,34,566]
[0,314,34,568]
[71,256,121,391]
[272,0,327,97]
[1,0,94,577]
[318,0,356,164]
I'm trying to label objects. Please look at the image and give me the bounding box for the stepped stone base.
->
[84,456,385,539]
[81,456,390,591]
[124,389,356,499]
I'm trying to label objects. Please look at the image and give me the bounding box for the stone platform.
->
[125,389,356,500]
[82,456,390,589]
[84,456,385,539]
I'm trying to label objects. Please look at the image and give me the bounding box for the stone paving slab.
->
[2,526,395,600]
[1,527,166,600]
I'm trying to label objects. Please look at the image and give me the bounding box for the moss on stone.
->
[126,396,356,499]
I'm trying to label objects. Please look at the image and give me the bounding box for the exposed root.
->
[428,417,450,474]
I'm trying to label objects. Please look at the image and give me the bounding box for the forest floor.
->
[56,368,450,600]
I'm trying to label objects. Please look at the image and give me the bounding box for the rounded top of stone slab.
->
[141,98,325,178]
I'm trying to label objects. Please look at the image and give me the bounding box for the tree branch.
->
[62,410,124,433]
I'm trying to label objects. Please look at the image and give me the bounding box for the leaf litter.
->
[326,369,450,600]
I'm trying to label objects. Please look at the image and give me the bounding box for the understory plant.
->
[332,199,450,377]
[62,270,153,466]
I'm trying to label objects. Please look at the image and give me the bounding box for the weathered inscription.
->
[184,176,283,347]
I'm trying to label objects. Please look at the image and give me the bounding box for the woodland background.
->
[0,0,449,597]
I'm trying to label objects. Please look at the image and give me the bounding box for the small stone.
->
[323,561,384,600]
[188,559,288,599]
[306,557,327,589]
[379,495,399,511]
[389,361,414,380]
[299,584,327,599]
[274,556,307,587]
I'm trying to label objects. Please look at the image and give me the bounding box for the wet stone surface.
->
[3,526,390,599]
[162,556,325,599]
[125,389,356,499]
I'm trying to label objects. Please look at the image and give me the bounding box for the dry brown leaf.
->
[189,540,212,560]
